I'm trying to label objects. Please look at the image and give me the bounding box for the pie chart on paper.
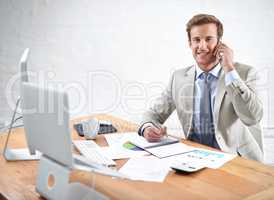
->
[123,142,143,151]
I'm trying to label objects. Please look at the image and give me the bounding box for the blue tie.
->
[189,72,220,149]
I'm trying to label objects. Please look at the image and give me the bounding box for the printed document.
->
[105,132,236,170]
[160,148,236,169]
[181,148,236,169]
[145,142,193,158]
[100,145,148,160]
[129,135,179,149]
[104,132,138,146]
[119,155,170,182]
[104,132,148,159]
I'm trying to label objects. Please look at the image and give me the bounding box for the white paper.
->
[104,132,138,146]
[119,156,170,182]
[103,132,149,159]
[145,142,193,158]
[181,148,237,169]
[105,133,236,169]
[129,135,179,149]
[160,148,236,169]
[100,146,148,160]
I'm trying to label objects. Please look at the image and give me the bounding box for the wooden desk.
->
[1,114,274,200]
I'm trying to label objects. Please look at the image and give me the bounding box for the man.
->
[138,14,264,161]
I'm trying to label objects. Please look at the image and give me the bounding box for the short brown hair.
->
[186,14,223,40]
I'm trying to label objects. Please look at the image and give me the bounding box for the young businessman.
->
[138,14,264,161]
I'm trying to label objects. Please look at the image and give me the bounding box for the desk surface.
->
[1,114,274,200]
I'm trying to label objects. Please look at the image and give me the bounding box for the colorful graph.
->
[123,141,143,151]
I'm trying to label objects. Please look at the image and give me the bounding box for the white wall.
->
[1,0,273,129]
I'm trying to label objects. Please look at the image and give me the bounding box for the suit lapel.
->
[182,66,195,137]
[214,69,226,125]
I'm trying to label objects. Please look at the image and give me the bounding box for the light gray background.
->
[0,0,273,162]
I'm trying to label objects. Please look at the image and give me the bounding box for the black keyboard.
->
[74,122,117,137]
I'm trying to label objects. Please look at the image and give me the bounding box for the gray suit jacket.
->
[140,62,264,161]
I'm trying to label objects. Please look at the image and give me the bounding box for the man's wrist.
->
[225,69,240,86]
[138,122,154,136]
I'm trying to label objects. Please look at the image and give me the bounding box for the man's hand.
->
[214,42,234,72]
[143,125,167,142]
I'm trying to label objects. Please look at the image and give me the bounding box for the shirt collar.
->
[195,63,222,80]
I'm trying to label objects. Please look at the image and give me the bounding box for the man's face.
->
[189,23,219,71]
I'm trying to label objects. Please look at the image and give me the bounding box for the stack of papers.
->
[103,132,149,159]
[145,142,193,158]
[104,132,187,159]
[180,148,236,169]
[118,147,236,182]
[103,132,236,182]
[104,132,137,147]
[160,147,236,169]
[129,135,179,149]
[100,145,148,160]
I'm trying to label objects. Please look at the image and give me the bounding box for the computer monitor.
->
[21,82,126,180]
[21,83,115,200]
[3,48,40,160]
[19,48,38,155]
[21,82,73,166]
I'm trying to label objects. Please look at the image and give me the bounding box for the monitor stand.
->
[3,97,40,161]
[36,155,109,200]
